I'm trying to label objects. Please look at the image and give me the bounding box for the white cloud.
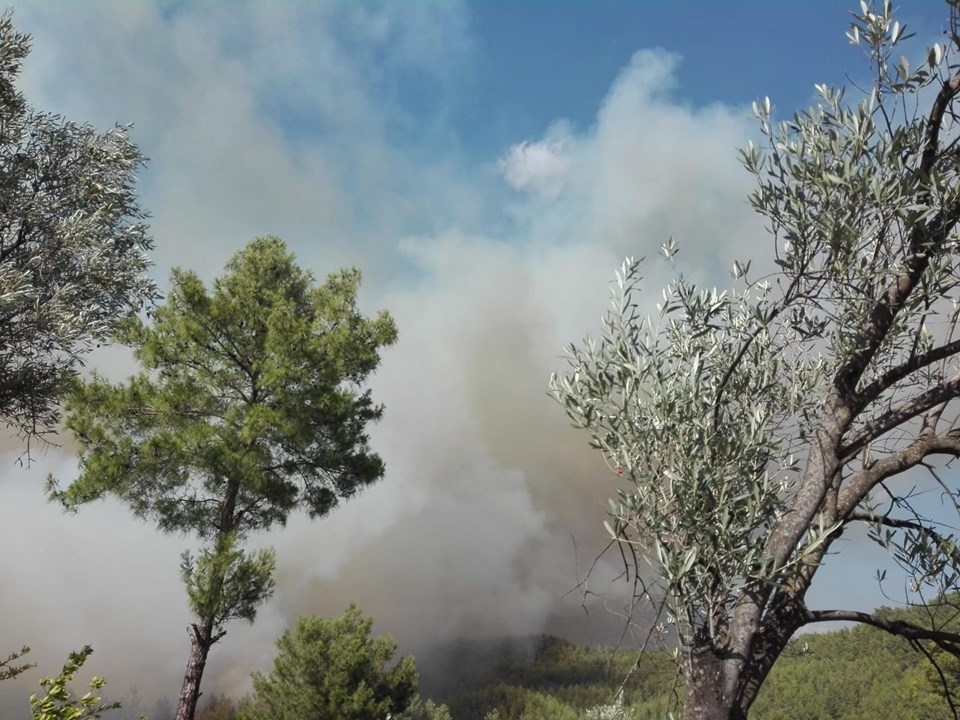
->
[14,0,479,283]
[498,49,765,280]
[500,122,574,198]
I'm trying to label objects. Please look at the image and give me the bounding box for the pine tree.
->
[52,237,397,720]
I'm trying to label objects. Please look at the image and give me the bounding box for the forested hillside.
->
[165,600,960,720]
[434,604,957,720]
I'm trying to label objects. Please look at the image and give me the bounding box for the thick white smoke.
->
[0,0,772,713]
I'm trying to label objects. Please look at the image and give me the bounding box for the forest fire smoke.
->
[0,2,766,714]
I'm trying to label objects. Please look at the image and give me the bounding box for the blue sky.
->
[0,0,952,710]
[466,1,864,154]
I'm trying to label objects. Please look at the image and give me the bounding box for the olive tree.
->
[51,237,397,720]
[0,8,154,694]
[0,11,155,444]
[552,2,960,718]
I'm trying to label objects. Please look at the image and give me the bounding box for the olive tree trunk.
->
[684,648,733,720]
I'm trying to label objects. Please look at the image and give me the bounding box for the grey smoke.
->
[0,0,769,713]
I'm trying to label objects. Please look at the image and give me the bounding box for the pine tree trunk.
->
[683,647,731,720]
[175,508,236,720]
[174,619,218,720]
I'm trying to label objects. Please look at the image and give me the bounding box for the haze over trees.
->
[552,1,960,718]
[50,237,397,720]
[357,601,960,720]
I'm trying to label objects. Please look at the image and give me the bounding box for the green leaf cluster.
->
[49,236,397,719]
[50,236,397,640]
[1,645,34,682]
[180,533,275,626]
[53,236,397,537]
[28,647,122,720]
[0,9,156,440]
[238,606,421,720]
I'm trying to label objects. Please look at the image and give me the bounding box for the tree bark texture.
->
[174,619,216,720]
[683,647,731,720]
[175,497,236,720]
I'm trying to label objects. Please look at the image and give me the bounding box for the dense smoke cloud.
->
[0,0,770,712]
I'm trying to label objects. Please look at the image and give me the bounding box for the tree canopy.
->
[52,236,397,720]
[54,236,396,533]
[0,8,154,716]
[0,10,155,442]
[239,606,420,720]
[552,1,960,718]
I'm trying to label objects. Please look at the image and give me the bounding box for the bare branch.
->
[849,511,950,538]
[805,608,960,654]
[854,338,960,411]
[848,512,960,575]
[920,72,960,174]
[0,645,33,682]
[841,376,960,460]
[840,431,960,517]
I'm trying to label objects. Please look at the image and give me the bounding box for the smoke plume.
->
[0,1,769,713]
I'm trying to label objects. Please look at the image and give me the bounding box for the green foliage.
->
[0,10,155,440]
[174,604,960,720]
[180,533,275,627]
[898,651,960,720]
[51,236,396,719]
[29,646,122,720]
[194,694,242,720]
[238,606,419,720]
[749,625,913,719]
[738,600,960,718]
[552,1,960,716]
[51,236,396,630]
[191,688,452,720]
[439,608,960,720]
[584,693,645,720]
[394,696,454,720]
[551,252,814,641]
[53,235,397,538]
[445,636,675,720]
[461,684,580,720]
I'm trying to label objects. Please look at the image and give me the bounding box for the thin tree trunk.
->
[175,489,238,720]
[174,619,219,720]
